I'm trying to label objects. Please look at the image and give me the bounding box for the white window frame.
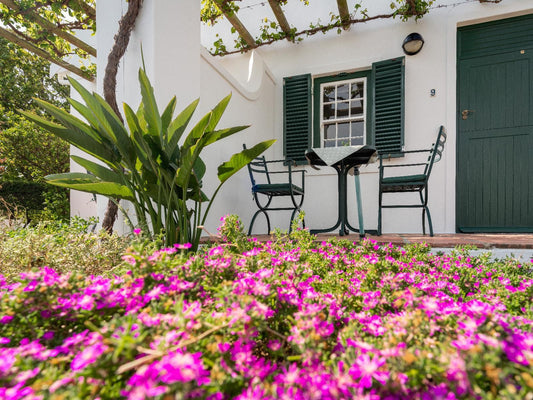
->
[319,77,367,148]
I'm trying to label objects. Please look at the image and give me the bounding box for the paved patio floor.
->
[238,232,533,249]
[323,233,533,249]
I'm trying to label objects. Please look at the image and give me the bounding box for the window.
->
[314,72,371,148]
[283,57,404,164]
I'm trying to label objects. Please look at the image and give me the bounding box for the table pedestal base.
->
[310,168,376,238]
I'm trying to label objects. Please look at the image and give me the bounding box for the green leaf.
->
[193,157,206,182]
[217,139,276,183]
[175,141,204,188]
[70,155,125,185]
[20,108,118,167]
[67,98,106,142]
[166,98,200,157]
[92,94,136,165]
[206,93,231,132]
[204,125,250,147]
[45,173,135,201]
[181,109,211,152]
[161,96,177,137]
[176,113,212,186]
[124,103,152,169]
[67,78,134,164]
[67,78,119,144]
[138,68,162,139]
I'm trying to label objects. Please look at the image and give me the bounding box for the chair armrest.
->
[261,159,296,165]
[382,162,428,169]
[378,149,431,160]
[268,169,305,190]
[378,149,432,173]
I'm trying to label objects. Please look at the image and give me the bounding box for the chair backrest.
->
[243,144,271,188]
[423,126,447,178]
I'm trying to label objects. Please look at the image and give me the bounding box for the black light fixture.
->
[402,32,424,55]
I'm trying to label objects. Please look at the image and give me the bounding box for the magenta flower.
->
[158,350,210,385]
[77,294,95,311]
[208,246,225,257]
[349,354,389,388]
[71,341,108,371]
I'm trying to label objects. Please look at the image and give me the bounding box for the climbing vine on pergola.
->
[202,0,437,55]
[0,0,96,80]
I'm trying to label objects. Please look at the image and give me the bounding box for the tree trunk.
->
[101,0,143,233]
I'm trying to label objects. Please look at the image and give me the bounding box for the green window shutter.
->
[283,74,311,164]
[372,57,404,155]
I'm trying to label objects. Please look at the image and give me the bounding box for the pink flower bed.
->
[0,225,532,399]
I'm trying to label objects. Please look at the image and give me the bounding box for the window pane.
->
[337,84,349,101]
[338,122,349,138]
[324,124,335,139]
[324,139,336,147]
[338,139,350,147]
[351,137,364,146]
[350,100,363,117]
[323,86,335,102]
[351,121,364,138]
[323,103,335,120]
[351,82,364,99]
[337,101,349,118]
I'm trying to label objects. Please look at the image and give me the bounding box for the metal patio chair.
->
[243,144,305,235]
[378,125,447,236]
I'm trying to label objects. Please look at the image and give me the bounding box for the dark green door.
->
[457,15,533,232]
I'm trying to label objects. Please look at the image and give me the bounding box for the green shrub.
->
[0,181,69,222]
[0,218,128,280]
[0,180,46,212]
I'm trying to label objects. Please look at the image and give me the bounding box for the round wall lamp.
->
[402,32,424,55]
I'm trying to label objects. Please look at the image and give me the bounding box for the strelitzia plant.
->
[22,68,274,250]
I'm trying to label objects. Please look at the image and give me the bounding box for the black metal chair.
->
[243,144,305,235]
[378,126,447,236]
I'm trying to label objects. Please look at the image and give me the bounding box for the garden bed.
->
[0,217,532,399]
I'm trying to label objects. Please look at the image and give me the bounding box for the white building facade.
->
[79,0,533,236]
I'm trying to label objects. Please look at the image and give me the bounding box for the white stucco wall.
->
[86,0,532,236]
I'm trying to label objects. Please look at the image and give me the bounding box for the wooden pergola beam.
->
[213,0,257,49]
[0,0,96,57]
[267,0,292,39]
[0,26,94,82]
[336,0,351,30]
[70,0,96,20]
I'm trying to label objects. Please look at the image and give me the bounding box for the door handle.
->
[462,109,474,120]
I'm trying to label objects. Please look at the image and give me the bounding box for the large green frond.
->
[217,139,276,183]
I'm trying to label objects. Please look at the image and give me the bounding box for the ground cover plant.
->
[0,216,532,399]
